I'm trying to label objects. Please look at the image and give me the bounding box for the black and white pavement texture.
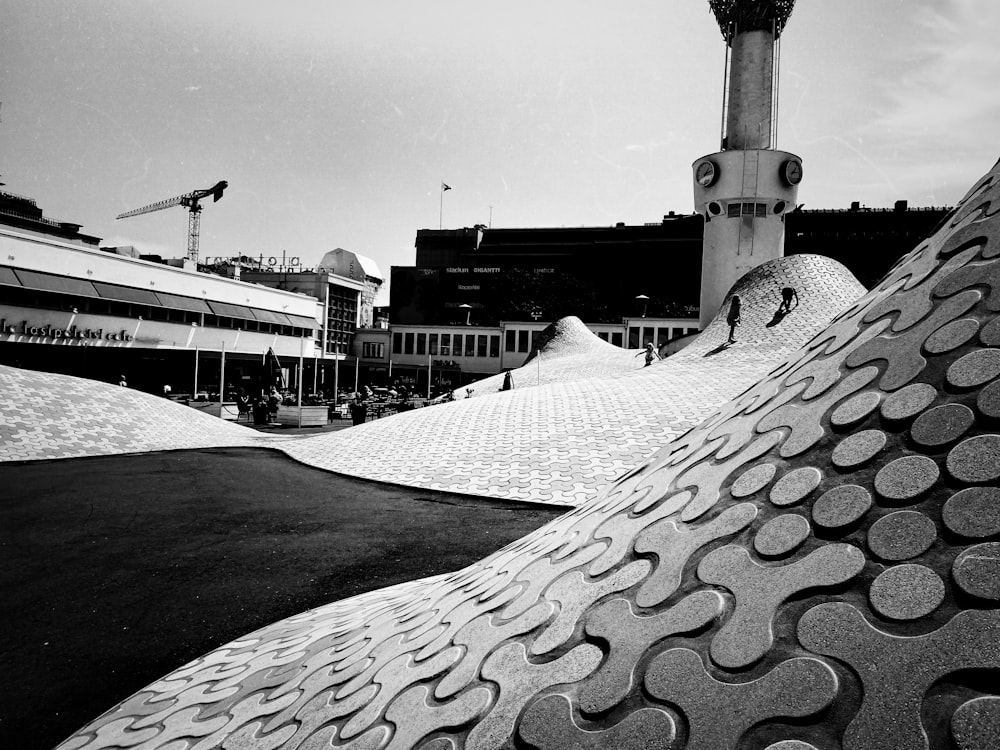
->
[7,159,1000,749]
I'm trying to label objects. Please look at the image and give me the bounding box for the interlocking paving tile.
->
[48,164,1000,749]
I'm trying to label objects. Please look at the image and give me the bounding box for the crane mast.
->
[116,180,228,264]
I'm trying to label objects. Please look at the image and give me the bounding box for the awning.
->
[14,269,100,297]
[93,282,161,306]
[251,307,293,325]
[287,314,317,330]
[207,301,255,320]
[155,292,212,314]
[0,266,21,287]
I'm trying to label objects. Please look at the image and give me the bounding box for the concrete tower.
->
[693,0,802,328]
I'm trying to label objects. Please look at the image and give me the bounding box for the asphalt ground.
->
[0,448,565,750]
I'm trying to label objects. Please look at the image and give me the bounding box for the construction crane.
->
[116,180,228,263]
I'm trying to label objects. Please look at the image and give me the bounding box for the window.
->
[416,333,426,355]
[518,330,529,353]
[598,332,608,341]
[531,331,541,350]
[393,332,403,354]
[727,203,741,218]
[477,335,487,357]
[628,326,640,349]
[453,334,463,356]
[404,332,414,354]
[440,333,450,356]
[465,336,476,356]
[611,332,623,347]
[429,333,438,355]
[643,326,654,346]
[362,342,384,358]
[506,330,516,352]
[489,335,500,357]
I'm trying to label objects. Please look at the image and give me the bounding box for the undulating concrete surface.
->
[453,316,648,399]
[0,449,565,750]
[0,253,864,507]
[54,159,1000,749]
[278,254,862,505]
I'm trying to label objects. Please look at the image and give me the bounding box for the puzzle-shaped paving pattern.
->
[55,161,1000,748]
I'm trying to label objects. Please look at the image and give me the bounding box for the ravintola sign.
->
[0,319,134,342]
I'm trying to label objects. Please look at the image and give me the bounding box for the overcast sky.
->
[2,0,999,303]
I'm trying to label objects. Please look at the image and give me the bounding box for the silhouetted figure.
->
[350,399,368,426]
[635,342,660,367]
[727,295,742,344]
[118,374,128,387]
[779,286,799,313]
[502,370,514,390]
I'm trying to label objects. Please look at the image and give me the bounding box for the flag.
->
[441,182,452,191]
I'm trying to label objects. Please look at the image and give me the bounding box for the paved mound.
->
[456,316,645,399]
[0,366,263,461]
[60,160,1000,750]
[279,254,862,505]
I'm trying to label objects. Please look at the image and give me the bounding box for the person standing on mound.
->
[727,295,742,343]
[779,286,799,313]
[636,342,660,366]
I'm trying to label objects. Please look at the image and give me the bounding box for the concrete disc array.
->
[55,160,1000,748]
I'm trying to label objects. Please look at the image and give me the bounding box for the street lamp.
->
[459,303,472,326]
[636,294,649,318]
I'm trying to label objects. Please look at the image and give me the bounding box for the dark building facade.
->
[390,203,950,326]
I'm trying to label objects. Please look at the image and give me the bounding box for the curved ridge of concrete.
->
[0,365,264,462]
[457,315,644,400]
[278,254,863,505]
[60,159,1000,750]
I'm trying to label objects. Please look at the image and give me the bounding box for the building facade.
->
[391,204,950,330]
[0,190,320,396]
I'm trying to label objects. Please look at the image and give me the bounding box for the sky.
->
[2,0,999,304]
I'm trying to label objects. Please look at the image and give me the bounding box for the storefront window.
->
[518,330,529,353]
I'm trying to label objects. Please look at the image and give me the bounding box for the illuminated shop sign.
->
[0,319,134,342]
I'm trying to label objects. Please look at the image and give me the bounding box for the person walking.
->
[778,286,799,313]
[727,295,742,344]
[635,342,660,367]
